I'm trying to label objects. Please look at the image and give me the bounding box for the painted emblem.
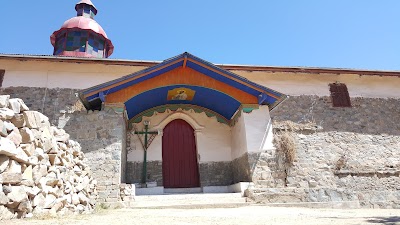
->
[167,87,196,101]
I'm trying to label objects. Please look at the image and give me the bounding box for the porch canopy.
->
[79,52,286,125]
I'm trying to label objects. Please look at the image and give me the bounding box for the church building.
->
[1,0,399,207]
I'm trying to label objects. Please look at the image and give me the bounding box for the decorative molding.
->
[153,112,205,132]
[128,104,229,126]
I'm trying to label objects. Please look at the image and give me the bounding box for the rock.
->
[7,186,28,204]
[50,200,64,213]
[0,155,9,173]
[17,99,29,112]
[33,165,48,182]
[25,186,40,197]
[0,191,9,205]
[72,193,80,205]
[0,108,14,120]
[4,121,16,132]
[19,128,34,144]
[23,111,43,129]
[17,200,32,212]
[22,165,33,182]
[0,120,7,137]
[11,147,30,164]
[44,194,57,209]
[46,177,59,187]
[10,114,25,128]
[0,95,10,108]
[65,194,72,204]
[32,193,45,208]
[48,154,62,166]
[0,205,16,220]
[78,192,89,204]
[27,156,38,166]
[0,172,22,184]
[20,143,35,157]
[0,137,17,157]
[8,99,22,114]
[7,160,22,174]
[2,185,12,195]
[7,128,22,146]
[20,179,35,187]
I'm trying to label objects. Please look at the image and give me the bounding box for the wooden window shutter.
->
[0,70,4,88]
[329,83,351,107]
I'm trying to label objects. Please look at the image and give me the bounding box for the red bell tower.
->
[50,0,114,58]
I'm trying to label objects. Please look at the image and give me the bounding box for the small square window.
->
[329,83,351,107]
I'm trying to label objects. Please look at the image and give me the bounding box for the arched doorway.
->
[162,119,200,188]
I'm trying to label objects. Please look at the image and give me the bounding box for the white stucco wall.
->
[233,70,400,98]
[230,114,247,160]
[127,109,232,163]
[0,59,147,89]
[242,106,273,153]
[1,58,399,98]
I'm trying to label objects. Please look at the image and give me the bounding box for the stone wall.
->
[250,96,400,208]
[127,161,234,187]
[0,87,81,128]
[199,162,233,186]
[231,153,251,184]
[63,108,126,203]
[126,161,163,186]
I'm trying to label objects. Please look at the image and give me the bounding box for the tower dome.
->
[50,0,114,58]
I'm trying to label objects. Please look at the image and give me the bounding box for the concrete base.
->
[165,187,202,194]
[229,182,254,196]
[135,186,164,195]
[134,182,254,196]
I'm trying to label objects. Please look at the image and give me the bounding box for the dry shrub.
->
[273,131,296,165]
[71,100,86,112]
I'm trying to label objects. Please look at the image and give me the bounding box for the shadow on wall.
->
[271,96,400,136]
[0,87,83,126]
[366,216,400,225]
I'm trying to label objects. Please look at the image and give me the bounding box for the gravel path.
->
[3,206,400,225]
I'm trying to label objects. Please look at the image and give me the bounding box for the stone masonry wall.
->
[63,108,126,203]
[232,153,251,184]
[0,87,81,128]
[126,161,163,186]
[126,161,234,187]
[250,96,400,208]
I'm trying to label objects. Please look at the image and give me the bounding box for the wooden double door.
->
[162,119,200,188]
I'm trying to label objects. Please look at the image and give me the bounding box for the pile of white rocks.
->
[0,95,97,220]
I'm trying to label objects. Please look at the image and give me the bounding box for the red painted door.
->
[162,119,200,188]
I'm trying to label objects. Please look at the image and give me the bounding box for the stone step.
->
[258,201,361,209]
[130,193,247,208]
[246,187,363,208]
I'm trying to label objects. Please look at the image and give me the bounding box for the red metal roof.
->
[50,16,114,57]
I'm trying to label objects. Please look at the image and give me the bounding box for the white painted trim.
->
[153,112,205,132]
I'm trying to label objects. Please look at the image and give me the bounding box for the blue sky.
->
[0,1,399,70]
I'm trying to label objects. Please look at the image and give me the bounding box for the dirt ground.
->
[3,206,400,225]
